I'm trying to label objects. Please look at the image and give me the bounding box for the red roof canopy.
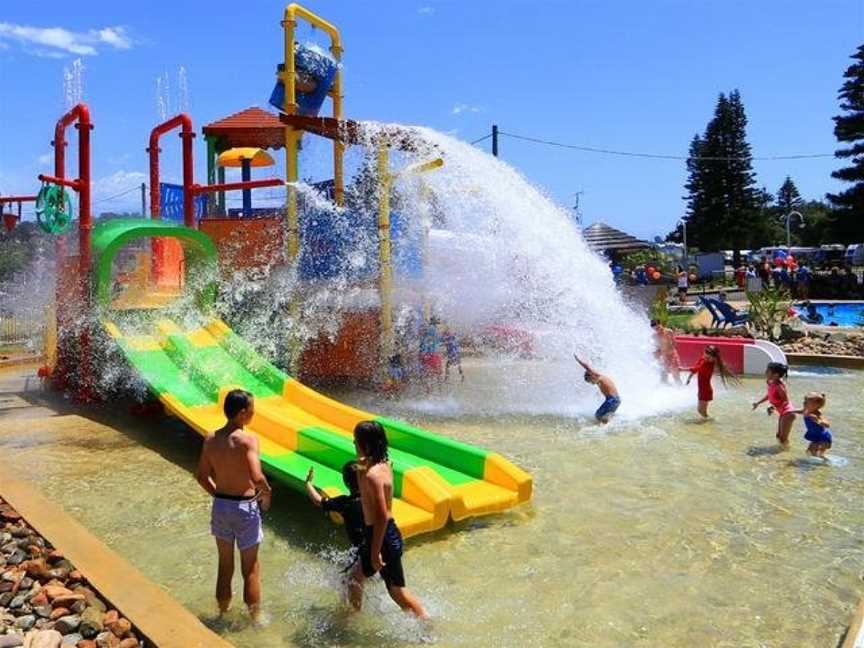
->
[202,107,285,151]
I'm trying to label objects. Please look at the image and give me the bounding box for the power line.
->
[469,133,492,145]
[93,185,141,204]
[497,130,834,162]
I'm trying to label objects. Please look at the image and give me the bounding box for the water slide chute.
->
[93,219,532,538]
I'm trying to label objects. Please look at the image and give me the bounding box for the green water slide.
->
[94,219,532,537]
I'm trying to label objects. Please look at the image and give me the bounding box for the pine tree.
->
[776,176,802,214]
[678,90,761,264]
[827,44,864,241]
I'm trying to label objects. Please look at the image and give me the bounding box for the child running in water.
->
[650,320,681,384]
[792,392,833,458]
[686,345,736,418]
[574,354,620,423]
[350,421,429,619]
[752,362,795,448]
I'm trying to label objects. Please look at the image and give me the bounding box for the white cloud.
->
[418,6,435,15]
[93,170,146,205]
[0,22,133,57]
[451,103,482,115]
[36,153,53,166]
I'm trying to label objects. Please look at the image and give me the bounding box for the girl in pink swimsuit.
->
[752,362,796,448]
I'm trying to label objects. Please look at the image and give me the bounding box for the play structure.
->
[17,4,531,537]
[674,335,787,375]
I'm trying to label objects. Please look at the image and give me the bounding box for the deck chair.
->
[710,299,750,328]
[698,296,722,327]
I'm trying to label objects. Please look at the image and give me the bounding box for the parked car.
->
[845,243,864,266]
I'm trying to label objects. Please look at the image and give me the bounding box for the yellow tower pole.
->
[377,142,393,373]
[281,9,299,262]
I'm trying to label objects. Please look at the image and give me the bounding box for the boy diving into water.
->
[574,354,620,424]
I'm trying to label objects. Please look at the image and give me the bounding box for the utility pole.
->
[140,182,147,217]
[573,190,584,226]
[492,124,499,157]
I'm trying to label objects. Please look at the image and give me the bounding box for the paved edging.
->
[0,467,233,648]
[841,598,864,648]
[785,353,864,370]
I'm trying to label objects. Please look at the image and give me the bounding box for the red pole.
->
[191,178,285,194]
[148,113,195,224]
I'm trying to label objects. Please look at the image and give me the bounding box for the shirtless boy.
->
[195,389,271,622]
[650,320,681,384]
[574,354,621,423]
[349,420,429,619]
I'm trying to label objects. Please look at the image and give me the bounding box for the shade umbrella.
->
[217,147,275,217]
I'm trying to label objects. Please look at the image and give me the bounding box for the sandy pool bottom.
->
[0,365,862,647]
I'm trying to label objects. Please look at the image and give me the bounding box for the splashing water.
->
[177,66,190,113]
[359,123,686,418]
[156,71,171,121]
[63,58,84,108]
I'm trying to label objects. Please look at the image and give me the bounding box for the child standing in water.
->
[791,392,833,457]
[442,328,464,383]
[350,421,429,619]
[574,354,621,423]
[196,390,271,623]
[752,362,795,448]
[686,345,736,419]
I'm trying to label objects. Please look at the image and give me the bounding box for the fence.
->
[0,315,45,349]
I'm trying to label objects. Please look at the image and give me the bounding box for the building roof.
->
[581,222,651,255]
[202,107,285,151]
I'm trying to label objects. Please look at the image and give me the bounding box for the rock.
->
[34,607,52,619]
[65,574,81,585]
[60,635,81,647]
[77,608,101,639]
[29,594,47,609]
[0,511,21,522]
[68,602,84,617]
[117,641,136,648]
[8,529,28,540]
[7,551,26,566]
[780,321,807,343]
[33,619,54,631]
[70,592,102,617]
[0,634,23,648]
[98,613,116,628]
[45,553,62,565]
[93,632,118,648]
[22,629,62,648]
[105,619,129,640]
[23,562,47,581]
[18,580,32,592]
[48,610,69,622]
[0,582,13,593]
[41,588,72,603]
[76,640,96,648]
[53,617,80,636]
[14,615,35,631]
[0,592,15,606]
[50,596,84,611]
[10,595,26,609]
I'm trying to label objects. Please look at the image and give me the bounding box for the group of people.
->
[385,316,464,394]
[195,390,429,624]
[737,256,861,300]
[576,322,834,459]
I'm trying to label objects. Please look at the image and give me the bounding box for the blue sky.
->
[0,0,861,239]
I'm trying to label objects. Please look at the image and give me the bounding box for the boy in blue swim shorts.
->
[574,354,621,423]
[196,390,272,622]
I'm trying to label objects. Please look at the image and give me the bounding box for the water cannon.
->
[269,43,338,117]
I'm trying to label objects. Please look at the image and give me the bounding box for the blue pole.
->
[241,159,252,217]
